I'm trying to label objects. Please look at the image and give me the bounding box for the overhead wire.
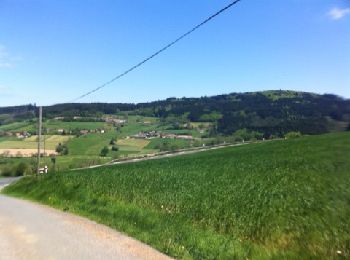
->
[70,0,242,102]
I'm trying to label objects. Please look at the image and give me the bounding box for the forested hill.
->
[1,90,349,137]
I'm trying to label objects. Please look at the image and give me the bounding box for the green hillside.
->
[3,132,350,259]
[2,90,350,137]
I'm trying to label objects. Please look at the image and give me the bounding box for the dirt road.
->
[0,195,170,260]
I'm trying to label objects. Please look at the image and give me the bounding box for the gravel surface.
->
[0,195,171,260]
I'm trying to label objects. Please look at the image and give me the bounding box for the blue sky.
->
[0,0,349,106]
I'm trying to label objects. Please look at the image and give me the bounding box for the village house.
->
[15,131,31,139]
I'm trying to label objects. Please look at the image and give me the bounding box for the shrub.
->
[56,143,69,155]
[110,137,117,145]
[111,145,119,152]
[285,131,302,139]
[0,166,13,177]
[100,146,109,157]
[15,162,28,176]
[170,144,179,152]
[232,129,264,141]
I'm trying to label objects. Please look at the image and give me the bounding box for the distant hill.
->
[1,90,349,137]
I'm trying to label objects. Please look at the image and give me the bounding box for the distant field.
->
[67,132,114,156]
[0,148,56,157]
[43,120,106,131]
[120,115,159,124]
[0,121,32,132]
[117,138,150,150]
[145,138,192,149]
[5,132,350,259]
[0,120,107,133]
[0,135,72,150]
[189,122,212,128]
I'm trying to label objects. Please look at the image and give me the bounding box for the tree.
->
[56,143,69,155]
[111,145,119,151]
[110,137,117,145]
[100,146,109,157]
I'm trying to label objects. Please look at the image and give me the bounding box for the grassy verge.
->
[3,132,350,259]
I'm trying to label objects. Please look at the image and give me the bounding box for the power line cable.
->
[70,0,242,102]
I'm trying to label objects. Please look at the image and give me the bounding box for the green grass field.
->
[0,119,107,133]
[3,132,350,259]
[0,121,33,132]
[67,132,115,156]
[43,120,107,131]
[145,138,192,150]
[117,138,150,150]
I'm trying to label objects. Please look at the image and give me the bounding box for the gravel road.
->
[0,195,171,260]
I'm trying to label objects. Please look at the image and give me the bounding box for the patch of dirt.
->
[0,149,57,157]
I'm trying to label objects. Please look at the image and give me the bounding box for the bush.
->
[0,166,13,177]
[170,144,179,152]
[285,131,302,139]
[159,142,170,151]
[110,137,117,145]
[0,162,32,177]
[56,143,69,155]
[15,162,28,176]
[232,129,264,141]
[111,145,119,152]
[100,146,109,157]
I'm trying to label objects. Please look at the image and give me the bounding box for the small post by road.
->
[37,106,42,174]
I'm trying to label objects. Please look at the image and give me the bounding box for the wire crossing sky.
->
[0,0,349,106]
[70,0,242,102]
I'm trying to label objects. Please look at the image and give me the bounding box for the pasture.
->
[43,120,106,131]
[116,138,150,151]
[0,121,32,132]
[4,132,350,259]
[145,138,192,150]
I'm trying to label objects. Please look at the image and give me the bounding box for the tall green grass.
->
[3,132,350,259]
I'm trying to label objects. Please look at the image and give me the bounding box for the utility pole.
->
[43,127,46,157]
[37,106,42,174]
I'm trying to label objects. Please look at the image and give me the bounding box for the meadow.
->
[0,121,32,132]
[3,132,350,259]
[145,138,193,150]
[42,120,106,131]
[0,119,108,133]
